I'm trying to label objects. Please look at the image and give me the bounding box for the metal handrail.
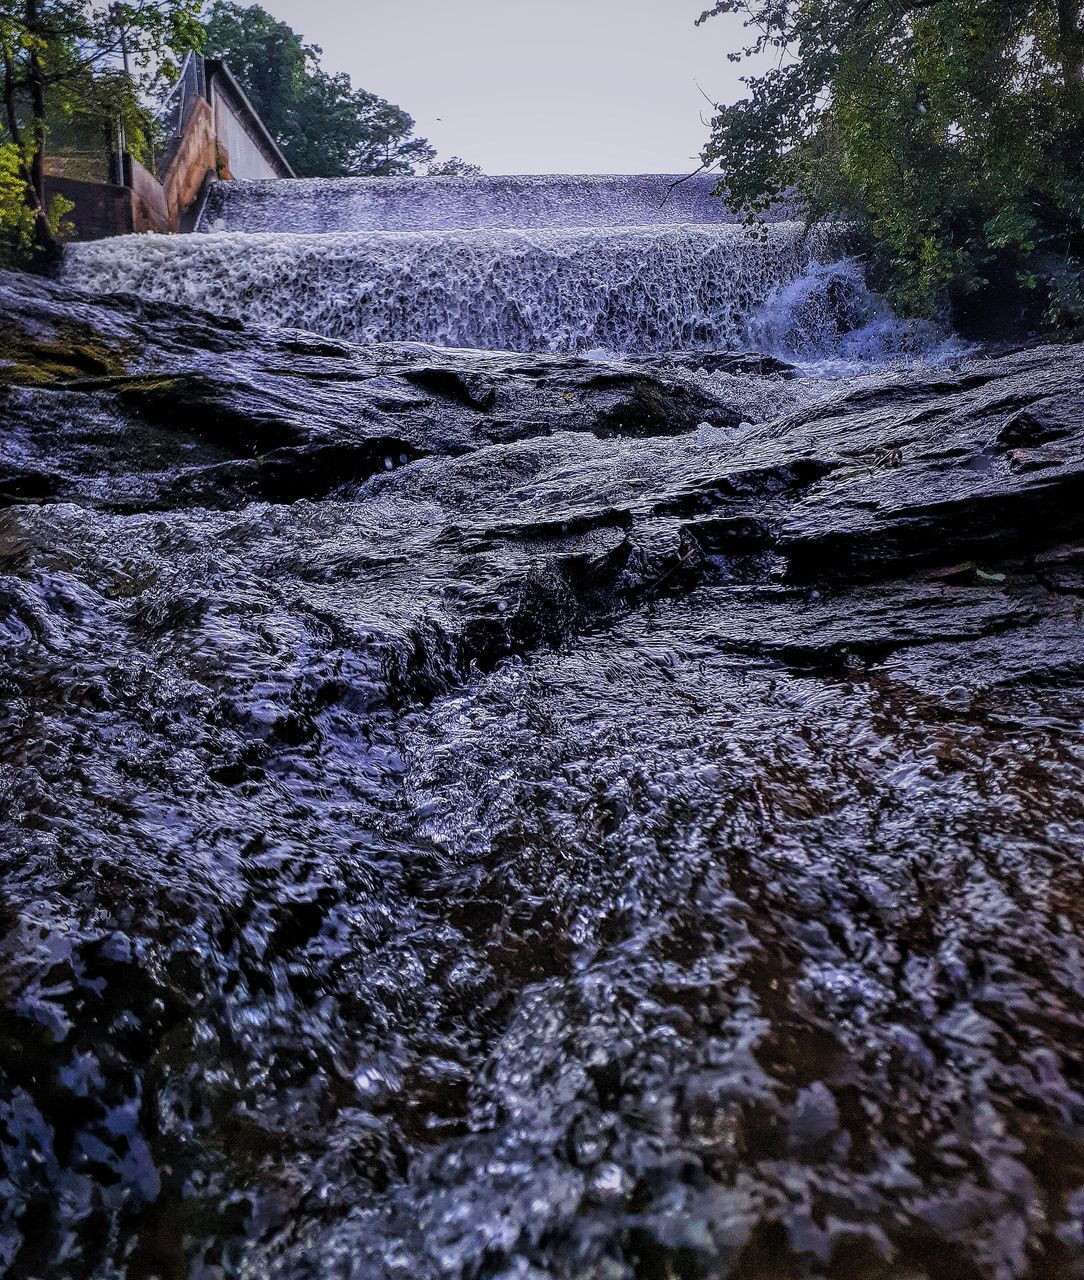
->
[154,50,195,123]
[151,51,206,177]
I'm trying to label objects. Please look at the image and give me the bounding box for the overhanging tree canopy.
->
[700,0,1084,329]
[0,0,203,256]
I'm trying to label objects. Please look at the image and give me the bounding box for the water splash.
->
[749,258,966,370]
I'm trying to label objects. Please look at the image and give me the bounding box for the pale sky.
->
[264,0,756,174]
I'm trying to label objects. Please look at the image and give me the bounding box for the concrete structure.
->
[205,60,290,182]
[46,54,294,241]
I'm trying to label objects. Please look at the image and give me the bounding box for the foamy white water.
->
[61,173,949,361]
[197,173,785,235]
[63,222,846,354]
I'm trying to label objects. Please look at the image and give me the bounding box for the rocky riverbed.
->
[1,270,1082,1279]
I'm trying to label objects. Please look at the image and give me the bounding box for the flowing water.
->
[200,173,764,233]
[5,177,1083,1280]
[61,173,914,361]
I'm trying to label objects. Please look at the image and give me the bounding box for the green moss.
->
[0,321,133,390]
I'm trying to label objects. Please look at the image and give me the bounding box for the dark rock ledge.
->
[0,271,1083,1280]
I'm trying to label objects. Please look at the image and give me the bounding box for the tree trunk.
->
[24,0,58,259]
[1,46,23,151]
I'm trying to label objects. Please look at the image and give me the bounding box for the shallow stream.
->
[0,176,1081,1280]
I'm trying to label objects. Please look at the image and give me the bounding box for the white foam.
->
[63,177,954,364]
[749,258,968,369]
[63,223,845,355]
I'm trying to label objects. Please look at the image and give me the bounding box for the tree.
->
[699,0,1084,331]
[427,156,482,177]
[0,138,32,261]
[0,0,204,260]
[202,2,436,178]
[349,92,434,176]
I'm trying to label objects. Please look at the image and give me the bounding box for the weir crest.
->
[60,173,924,361]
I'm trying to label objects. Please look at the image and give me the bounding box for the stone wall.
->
[45,176,134,241]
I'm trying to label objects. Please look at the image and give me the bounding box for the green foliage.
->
[203,2,446,178]
[0,139,33,261]
[48,67,159,168]
[1,0,205,124]
[46,185,70,231]
[0,139,70,263]
[427,156,483,177]
[700,0,1084,333]
[1,0,204,260]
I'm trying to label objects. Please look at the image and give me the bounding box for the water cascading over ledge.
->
[61,222,844,354]
[197,172,783,234]
[60,174,854,355]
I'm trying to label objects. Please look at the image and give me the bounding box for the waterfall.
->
[59,173,895,358]
[62,222,852,354]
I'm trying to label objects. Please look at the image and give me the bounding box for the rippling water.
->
[5,178,1084,1280]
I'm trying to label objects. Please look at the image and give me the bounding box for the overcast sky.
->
[264,0,756,174]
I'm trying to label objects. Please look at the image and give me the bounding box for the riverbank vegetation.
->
[0,0,203,263]
[0,140,32,261]
[700,0,1084,335]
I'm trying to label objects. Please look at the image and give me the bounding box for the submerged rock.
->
[0,271,1082,1280]
[0,269,743,512]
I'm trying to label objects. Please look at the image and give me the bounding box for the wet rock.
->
[638,349,798,378]
[0,271,1083,1280]
[0,272,741,513]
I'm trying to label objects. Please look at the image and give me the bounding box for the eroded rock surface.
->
[1,271,1082,1280]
